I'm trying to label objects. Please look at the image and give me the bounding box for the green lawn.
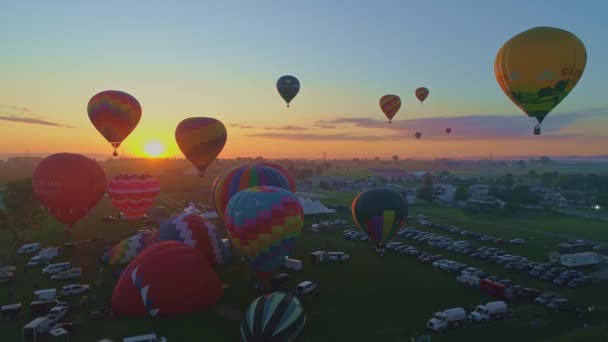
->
[1,194,607,341]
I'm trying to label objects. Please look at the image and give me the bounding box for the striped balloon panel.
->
[379,95,401,120]
[212,165,291,220]
[175,117,227,173]
[241,292,306,342]
[108,174,160,219]
[87,90,142,144]
[415,87,429,103]
[104,230,158,264]
[225,186,303,277]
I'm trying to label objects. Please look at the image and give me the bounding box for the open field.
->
[1,191,607,341]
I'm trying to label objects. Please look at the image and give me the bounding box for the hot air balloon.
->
[379,95,401,123]
[446,128,452,134]
[112,241,223,316]
[260,162,296,192]
[351,187,408,254]
[415,87,429,103]
[87,90,142,157]
[225,186,303,281]
[175,117,227,176]
[212,165,291,221]
[277,76,300,107]
[103,230,158,264]
[107,174,160,220]
[415,132,422,140]
[33,153,107,230]
[241,292,306,342]
[495,26,587,135]
[157,212,229,265]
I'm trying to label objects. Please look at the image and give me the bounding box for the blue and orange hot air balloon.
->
[224,186,303,281]
[211,165,291,221]
[379,95,401,123]
[351,187,408,253]
[88,90,142,157]
[175,117,227,177]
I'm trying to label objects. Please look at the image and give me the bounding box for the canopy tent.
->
[297,196,335,215]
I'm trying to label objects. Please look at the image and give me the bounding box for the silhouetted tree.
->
[0,178,44,246]
[454,185,470,201]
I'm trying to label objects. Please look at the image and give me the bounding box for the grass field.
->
[1,192,607,341]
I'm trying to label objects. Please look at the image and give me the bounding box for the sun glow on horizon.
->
[143,140,166,157]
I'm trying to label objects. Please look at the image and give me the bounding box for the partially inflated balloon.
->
[175,117,227,176]
[495,27,586,134]
[242,292,306,342]
[107,174,160,220]
[446,128,452,134]
[379,95,401,123]
[212,165,291,221]
[260,162,296,192]
[352,187,408,248]
[33,153,107,229]
[88,90,142,157]
[415,87,429,103]
[225,186,303,280]
[415,132,422,140]
[277,76,300,107]
[103,230,158,264]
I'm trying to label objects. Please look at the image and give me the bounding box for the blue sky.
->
[1,0,607,158]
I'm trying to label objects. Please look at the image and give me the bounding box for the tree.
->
[503,173,514,188]
[454,185,470,202]
[315,165,323,176]
[0,178,45,245]
[518,160,526,169]
[392,155,399,163]
[417,174,435,201]
[319,181,330,190]
[540,156,552,166]
[528,170,538,180]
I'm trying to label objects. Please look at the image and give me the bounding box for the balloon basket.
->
[534,126,541,135]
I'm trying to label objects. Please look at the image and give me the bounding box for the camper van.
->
[42,262,71,275]
[23,317,52,341]
[17,243,41,255]
[122,333,167,342]
[34,289,57,301]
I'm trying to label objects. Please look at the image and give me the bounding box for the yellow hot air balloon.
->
[495,26,587,135]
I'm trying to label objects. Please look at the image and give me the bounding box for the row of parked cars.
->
[397,227,476,256]
[343,229,370,241]
[528,264,592,288]
[416,216,525,245]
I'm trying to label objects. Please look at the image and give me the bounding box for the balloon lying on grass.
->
[112,241,223,317]
[241,292,306,342]
[225,186,303,281]
[212,164,292,220]
[87,90,142,157]
[351,187,408,250]
[107,174,160,220]
[103,230,158,264]
[33,153,107,231]
[157,212,229,265]
[495,26,587,135]
[175,117,227,177]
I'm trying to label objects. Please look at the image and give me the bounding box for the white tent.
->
[297,197,335,215]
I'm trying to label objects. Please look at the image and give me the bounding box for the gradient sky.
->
[1,0,607,159]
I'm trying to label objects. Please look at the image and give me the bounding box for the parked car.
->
[295,281,319,296]
[534,293,558,305]
[509,238,526,244]
[51,268,82,281]
[47,305,69,324]
[546,298,574,312]
[42,262,71,275]
[540,273,558,281]
[515,287,541,301]
[60,284,90,297]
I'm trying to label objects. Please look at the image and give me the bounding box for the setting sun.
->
[143,140,166,157]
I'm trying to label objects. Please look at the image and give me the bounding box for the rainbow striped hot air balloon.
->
[175,117,227,177]
[103,230,158,264]
[379,95,401,123]
[224,186,303,281]
[212,165,291,220]
[352,187,408,253]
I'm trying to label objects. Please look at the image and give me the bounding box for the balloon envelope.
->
[225,186,303,280]
[157,213,229,265]
[103,230,158,264]
[212,165,291,220]
[87,90,142,156]
[495,26,586,125]
[175,117,227,175]
[241,292,306,342]
[260,162,296,192]
[351,187,408,247]
[446,128,452,134]
[415,87,429,103]
[277,75,300,106]
[107,174,160,220]
[415,132,422,140]
[111,241,223,316]
[33,153,107,229]
[379,95,401,123]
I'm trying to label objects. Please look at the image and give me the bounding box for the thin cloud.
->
[247,132,403,141]
[0,105,74,128]
[229,124,255,129]
[262,125,310,131]
[313,123,337,129]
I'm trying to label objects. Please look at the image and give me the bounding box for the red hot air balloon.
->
[379,95,401,123]
[260,162,296,192]
[415,132,422,140]
[33,153,107,230]
[415,87,429,103]
[446,128,452,134]
[175,117,227,177]
[107,174,160,220]
[112,241,223,316]
[88,90,142,157]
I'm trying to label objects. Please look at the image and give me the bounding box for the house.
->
[433,184,456,203]
[371,169,415,182]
